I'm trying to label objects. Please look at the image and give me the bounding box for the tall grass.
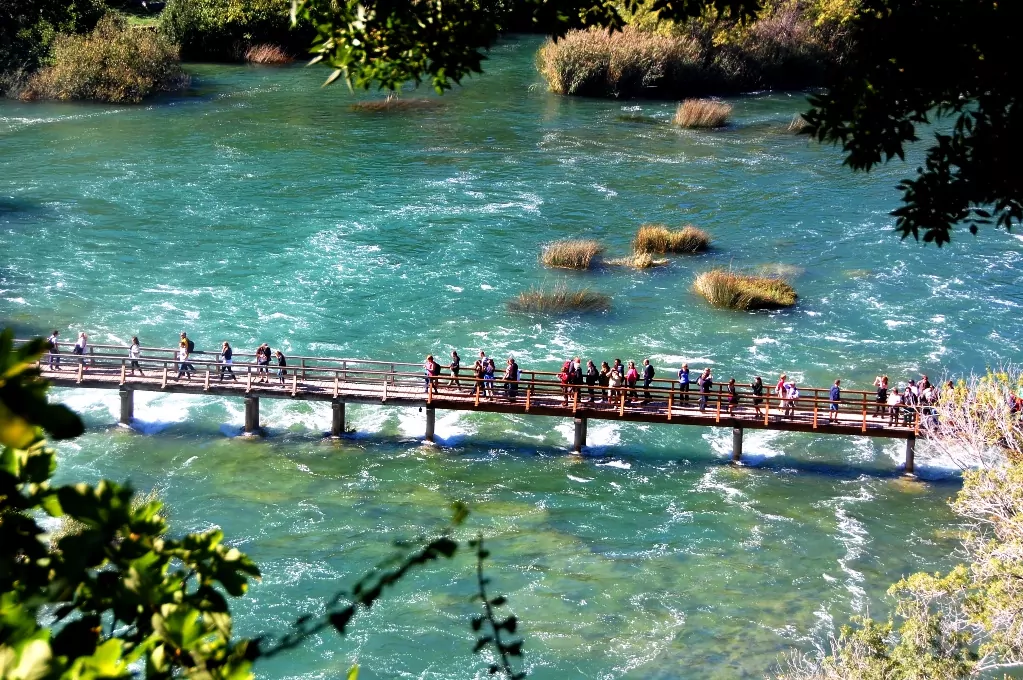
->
[536,4,851,99]
[508,282,611,314]
[540,240,605,269]
[21,15,187,103]
[788,113,810,132]
[604,252,668,269]
[633,224,710,254]
[673,99,732,128]
[245,44,292,64]
[350,94,442,112]
[693,269,797,310]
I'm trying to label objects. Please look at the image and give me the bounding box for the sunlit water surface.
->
[3,35,1020,679]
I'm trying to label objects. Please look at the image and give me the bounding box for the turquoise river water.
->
[3,35,1022,679]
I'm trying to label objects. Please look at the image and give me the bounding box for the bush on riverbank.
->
[21,15,187,103]
[673,99,732,128]
[160,0,312,61]
[245,43,292,64]
[508,283,611,314]
[537,1,853,98]
[693,269,797,310]
[634,224,710,254]
[540,240,605,270]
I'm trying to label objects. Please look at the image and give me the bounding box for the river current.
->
[2,35,1021,679]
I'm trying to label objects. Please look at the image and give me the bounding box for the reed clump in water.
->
[693,269,797,310]
[633,224,710,254]
[350,94,441,112]
[673,99,732,128]
[508,283,611,314]
[540,240,605,269]
[788,113,810,132]
[604,252,668,269]
[245,44,293,64]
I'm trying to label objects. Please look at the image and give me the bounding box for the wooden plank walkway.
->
[35,342,924,470]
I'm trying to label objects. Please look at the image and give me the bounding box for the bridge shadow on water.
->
[87,417,963,487]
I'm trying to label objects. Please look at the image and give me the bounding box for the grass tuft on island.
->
[540,240,605,270]
[693,269,797,310]
[245,44,293,64]
[633,224,710,254]
[508,283,611,315]
[604,252,668,269]
[674,99,732,128]
[350,95,442,112]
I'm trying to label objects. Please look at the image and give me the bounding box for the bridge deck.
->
[38,343,921,441]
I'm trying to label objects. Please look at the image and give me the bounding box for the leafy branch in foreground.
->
[470,535,526,679]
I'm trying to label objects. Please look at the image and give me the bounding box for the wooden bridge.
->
[35,342,926,472]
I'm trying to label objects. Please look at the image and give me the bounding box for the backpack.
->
[186,339,195,353]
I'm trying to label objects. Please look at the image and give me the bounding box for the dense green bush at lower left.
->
[21,14,188,103]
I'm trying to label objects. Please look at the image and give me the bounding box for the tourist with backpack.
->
[642,359,655,404]
[47,330,61,370]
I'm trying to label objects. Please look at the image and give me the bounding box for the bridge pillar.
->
[573,417,587,454]
[244,396,260,436]
[331,400,346,438]
[905,435,916,474]
[119,387,133,426]
[425,407,436,442]
[732,427,743,462]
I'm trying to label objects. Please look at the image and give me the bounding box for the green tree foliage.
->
[0,330,526,679]
[160,0,313,61]
[0,0,107,92]
[21,14,188,104]
[801,0,1023,245]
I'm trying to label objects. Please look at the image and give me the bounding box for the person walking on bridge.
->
[678,363,690,406]
[504,357,519,402]
[642,359,655,404]
[275,350,287,386]
[219,341,237,381]
[72,332,88,371]
[47,330,61,370]
[726,378,738,415]
[448,351,461,390]
[697,368,713,412]
[829,379,841,423]
[176,344,191,381]
[751,376,764,417]
[424,355,437,394]
[585,360,598,403]
[128,337,144,377]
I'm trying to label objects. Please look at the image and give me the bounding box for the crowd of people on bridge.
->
[43,330,954,426]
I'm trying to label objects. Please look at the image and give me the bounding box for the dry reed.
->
[350,94,442,112]
[788,113,810,132]
[633,224,710,254]
[540,240,605,269]
[693,269,797,310]
[245,44,293,64]
[673,99,732,128]
[604,252,668,269]
[508,282,611,314]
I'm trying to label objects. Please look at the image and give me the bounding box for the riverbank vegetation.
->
[20,14,186,103]
[693,269,797,310]
[780,369,1023,678]
[245,43,293,64]
[159,0,311,61]
[540,240,605,270]
[509,283,611,314]
[673,99,732,128]
[604,252,668,269]
[536,0,855,99]
[634,224,710,254]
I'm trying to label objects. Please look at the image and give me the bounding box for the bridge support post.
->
[732,427,743,462]
[573,417,587,454]
[331,400,345,438]
[905,435,916,474]
[119,387,133,426]
[425,407,435,443]
[244,396,260,436]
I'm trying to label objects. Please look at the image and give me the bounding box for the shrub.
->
[21,15,187,103]
[633,224,710,254]
[508,282,611,314]
[245,43,293,64]
[604,252,668,269]
[693,269,797,310]
[350,95,442,112]
[160,0,312,61]
[539,240,605,270]
[673,98,732,128]
[535,4,852,99]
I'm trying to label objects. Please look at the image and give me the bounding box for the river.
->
[2,34,1018,679]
